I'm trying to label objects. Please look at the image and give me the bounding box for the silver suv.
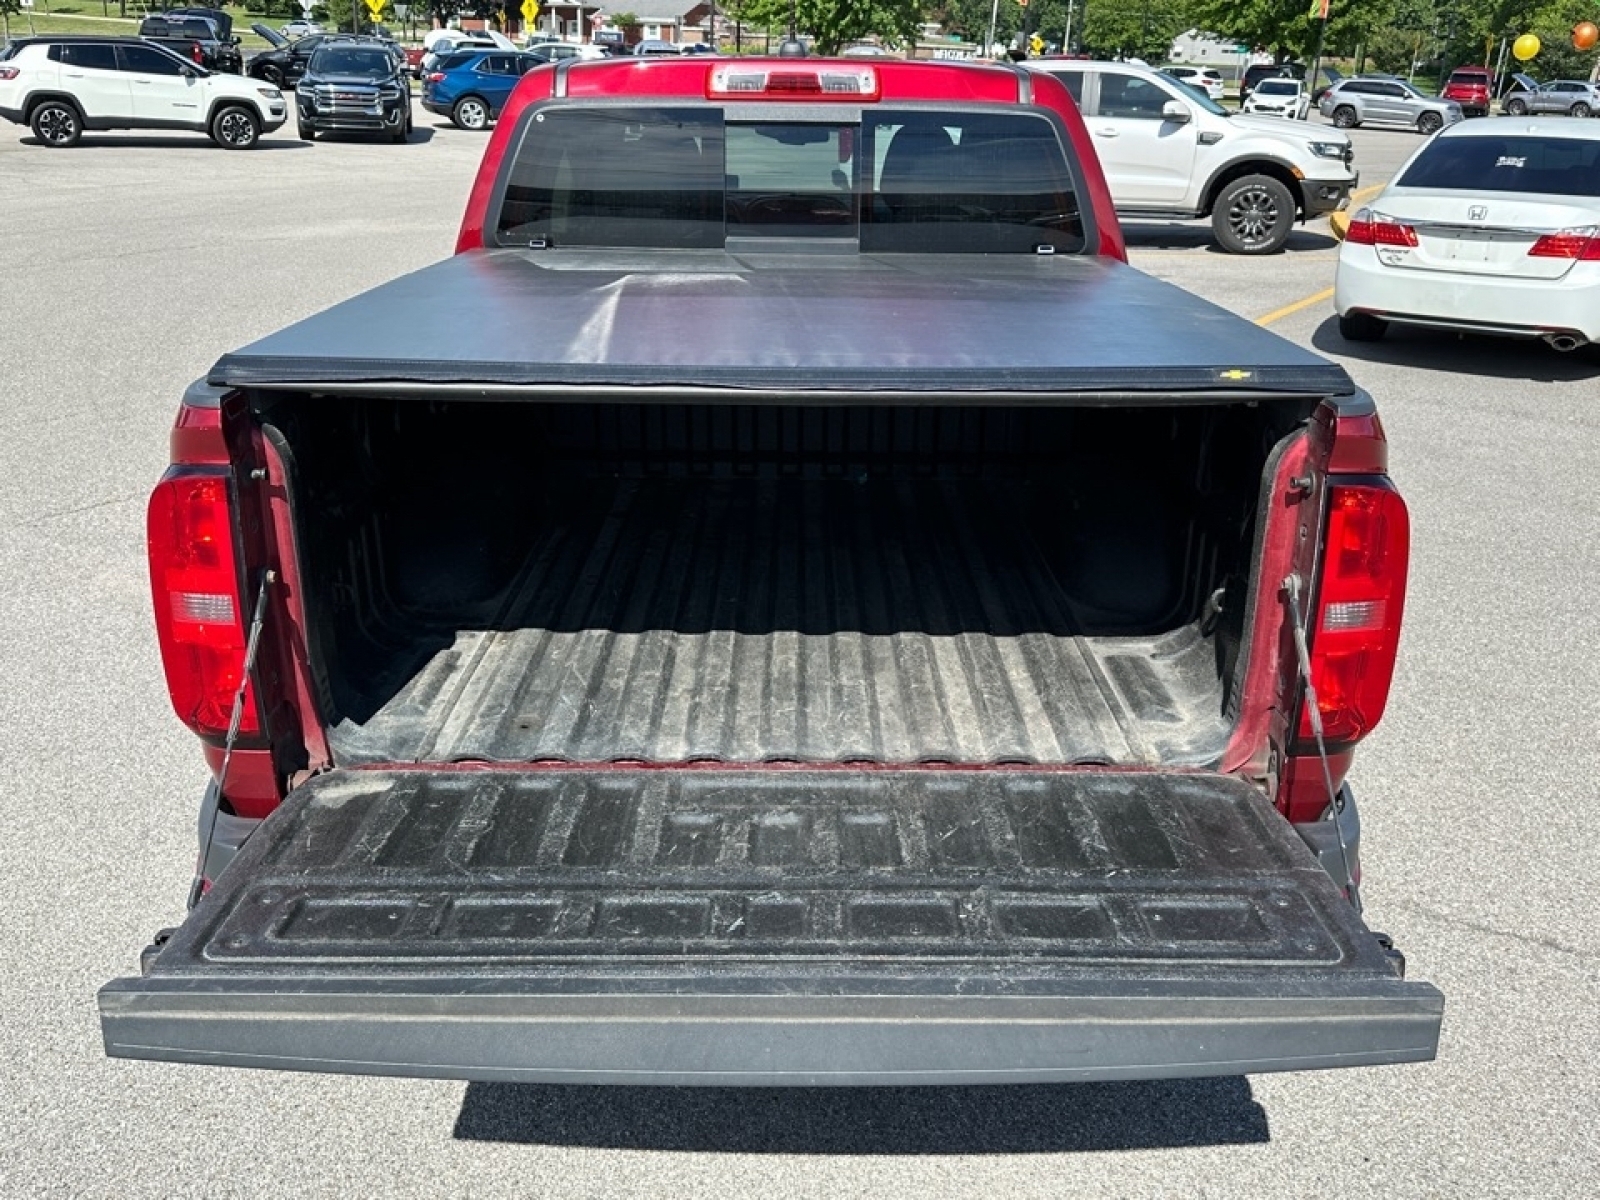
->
[1502,80,1600,118]
[1318,78,1462,135]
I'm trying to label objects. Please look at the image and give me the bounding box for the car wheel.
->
[260,64,285,89]
[1571,103,1592,119]
[452,96,490,131]
[211,105,260,149]
[1339,312,1389,342]
[1506,98,1528,116]
[1213,174,1296,255]
[30,100,81,148]
[1332,105,1358,129]
[1417,111,1443,135]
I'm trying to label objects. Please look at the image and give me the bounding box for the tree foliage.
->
[737,0,925,54]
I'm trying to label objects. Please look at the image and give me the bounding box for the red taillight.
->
[706,64,880,99]
[1298,481,1410,747]
[1345,208,1418,248]
[1527,227,1600,261]
[148,471,260,738]
[426,72,445,83]
[0,67,20,81]
[192,42,204,64]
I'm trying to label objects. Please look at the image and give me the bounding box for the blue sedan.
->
[421,50,544,131]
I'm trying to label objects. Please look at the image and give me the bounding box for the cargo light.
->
[707,64,879,100]
[1345,208,1418,248]
[1527,227,1600,261]
[1298,482,1410,747]
[148,472,260,738]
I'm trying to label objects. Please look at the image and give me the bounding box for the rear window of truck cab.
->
[493,105,1086,253]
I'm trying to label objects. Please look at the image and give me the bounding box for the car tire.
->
[30,100,81,148]
[1339,312,1389,342]
[260,64,285,89]
[1212,174,1296,255]
[1506,98,1528,116]
[453,96,491,131]
[1571,103,1592,119]
[1417,111,1443,135]
[1332,105,1358,129]
[210,105,260,149]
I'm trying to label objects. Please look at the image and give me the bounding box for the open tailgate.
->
[100,769,1441,1084]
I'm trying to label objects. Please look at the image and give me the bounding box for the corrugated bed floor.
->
[329,478,1231,766]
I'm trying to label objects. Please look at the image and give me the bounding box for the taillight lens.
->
[192,42,204,64]
[0,67,20,81]
[1345,208,1418,247]
[1298,481,1410,746]
[707,64,880,99]
[426,72,445,83]
[148,471,259,738]
[1527,227,1600,261]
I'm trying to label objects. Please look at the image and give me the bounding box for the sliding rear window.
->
[1396,134,1600,197]
[493,105,1085,252]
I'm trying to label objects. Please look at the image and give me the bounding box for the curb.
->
[1328,210,1351,241]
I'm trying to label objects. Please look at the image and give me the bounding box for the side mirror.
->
[180,66,197,78]
[1161,100,1192,124]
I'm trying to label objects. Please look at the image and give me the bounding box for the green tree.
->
[1080,0,1197,62]
[1,0,26,41]
[738,0,925,55]
[1188,0,1377,61]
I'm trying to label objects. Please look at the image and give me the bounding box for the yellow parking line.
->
[1256,287,1334,327]
[1349,183,1385,206]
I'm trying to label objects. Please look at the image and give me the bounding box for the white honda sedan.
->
[1335,120,1600,354]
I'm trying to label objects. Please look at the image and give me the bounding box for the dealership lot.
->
[2,111,1598,1197]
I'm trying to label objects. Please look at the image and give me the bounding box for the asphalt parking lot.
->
[2,107,1598,1198]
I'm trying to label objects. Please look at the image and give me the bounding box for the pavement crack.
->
[12,492,143,530]
[1391,900,1593,962]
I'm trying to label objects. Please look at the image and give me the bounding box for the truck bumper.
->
[1301,174,1357,216]
[101,768,1442,1085]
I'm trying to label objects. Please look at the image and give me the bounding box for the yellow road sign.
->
[521,0,539,21]
[364,0,385,18]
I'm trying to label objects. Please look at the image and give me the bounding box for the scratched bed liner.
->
[324,475,1234,768]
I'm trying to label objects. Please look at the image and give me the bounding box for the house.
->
[528,2,716,46]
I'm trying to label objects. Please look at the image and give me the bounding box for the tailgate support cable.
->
[1283,572,1363,914]
[187,568,275,910]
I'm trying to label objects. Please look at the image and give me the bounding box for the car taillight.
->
[426,72,445,83]
[192,41,204,64]
[0,66,19,81]
[1298,481,1410,747]
[1344,208,1418,247]
[707,64,880,99]
[148,471,260,738]
[1527,227,1600,261]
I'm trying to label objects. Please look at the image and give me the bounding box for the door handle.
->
[1094,127,1119,137]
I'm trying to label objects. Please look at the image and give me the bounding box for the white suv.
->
[1027,60,1358,254]
[0,36,287,149]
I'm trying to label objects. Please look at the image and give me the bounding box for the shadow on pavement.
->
[1122,222,1339,254]
[21,134,310,151]
[452,1077,1269,1154]
[1310,317,1600,381]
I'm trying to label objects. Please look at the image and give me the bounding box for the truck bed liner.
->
[100,769,1443,1083]
[329,476,1231,766]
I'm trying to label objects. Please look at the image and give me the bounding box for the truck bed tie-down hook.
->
[188,568,276,911]
[1282,572,1362,913]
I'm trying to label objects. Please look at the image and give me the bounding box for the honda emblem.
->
[1468,205,1488,221]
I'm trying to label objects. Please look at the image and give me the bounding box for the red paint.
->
[200,745,281,819]
[169,401,228,466]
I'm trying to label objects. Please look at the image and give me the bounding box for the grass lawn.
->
[4,7,308,50]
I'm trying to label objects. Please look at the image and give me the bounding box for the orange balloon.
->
[1575,22,1599,52]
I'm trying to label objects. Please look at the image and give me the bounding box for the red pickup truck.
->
[100,56,1442,1085]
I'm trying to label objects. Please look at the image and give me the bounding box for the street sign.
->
[521,0,539,22]
[365,0,385,18]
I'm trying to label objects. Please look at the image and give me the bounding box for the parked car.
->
[136,12,242,74]
[1161,65,1224,101]
[1241,77,1310,120]
[1318,77,1462,134]
[421,49,542,130]
[0,35,284,147]
[1502,79,1600,118]
[419,28,518,75]
[1026,59,1356,254]
[524,42,582,63]
[632,39,679,56]
[1240,61,1299,101]
[280,21,323,38]
[247,26,334,88]
[1441,65,1493,117]
[296,37,412,142]
[1335,120,1600,353]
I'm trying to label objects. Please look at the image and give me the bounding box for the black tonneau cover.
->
[210,250,1354,398]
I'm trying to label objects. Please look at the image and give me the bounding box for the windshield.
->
[495,106,1086,253]
[311,47,393,75]
[1256,80,1297,96]
[1397,135,1600,196]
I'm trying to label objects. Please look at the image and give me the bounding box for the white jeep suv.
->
[0,36,287,149]
[1027,60,1357,254]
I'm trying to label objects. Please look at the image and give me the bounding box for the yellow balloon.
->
[1512,33,1541,61]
